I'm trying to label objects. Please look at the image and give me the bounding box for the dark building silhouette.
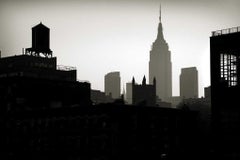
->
[0,23,91,159]
[180,67,198,99]
[104,71,121,99]
[210,26,240,159]
[177,96,212,158]
[132,76,156,106]
[0,55,76,81]
[149,6,172,102]
[25,22,52,57]
[91,89,114,104]
[0,23,91,110]
[1,103,199,160]
[204,86,211,101]
[0,57,91,110]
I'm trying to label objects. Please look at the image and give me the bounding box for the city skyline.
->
[0,0,240,97]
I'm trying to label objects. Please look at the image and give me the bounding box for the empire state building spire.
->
[159,4,161,22]
[155,4,166,46]
[149,5,172,102]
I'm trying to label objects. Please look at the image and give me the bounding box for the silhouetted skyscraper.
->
[104,71,121,99]
[149,6,172,102]
[211,26,240,159]
[180,67,198,99]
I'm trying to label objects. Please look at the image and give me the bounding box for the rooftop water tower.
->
[26,22,52,57]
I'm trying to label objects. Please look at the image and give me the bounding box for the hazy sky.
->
[0,0,240,97]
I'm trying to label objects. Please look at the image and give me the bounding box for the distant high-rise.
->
[104,72,121,99]
[180,67,198,99]
[149,6,172,102]
[126,82,132,104]
[204,86,211,100]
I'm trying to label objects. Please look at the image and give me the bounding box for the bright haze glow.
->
[0,0,240,97]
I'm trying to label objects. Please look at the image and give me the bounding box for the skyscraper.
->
[180,67,198,99]
[126,82,132,104]
[149,6,172,102]
[210,26,240,159]
[104,71,121,99]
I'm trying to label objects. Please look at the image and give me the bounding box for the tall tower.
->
[149,6,172,102]
[210,26,240,159]
[104,71,121,99]
[180,67,198,99]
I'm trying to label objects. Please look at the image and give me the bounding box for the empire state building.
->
[149,7,172,102]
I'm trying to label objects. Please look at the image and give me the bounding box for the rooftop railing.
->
[57,65,76,71]
[212,26,240,36]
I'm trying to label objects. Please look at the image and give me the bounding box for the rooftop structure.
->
[25,22,52,57]
[212,26,240,37]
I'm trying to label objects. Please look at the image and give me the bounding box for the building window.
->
[220,53,237,87]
